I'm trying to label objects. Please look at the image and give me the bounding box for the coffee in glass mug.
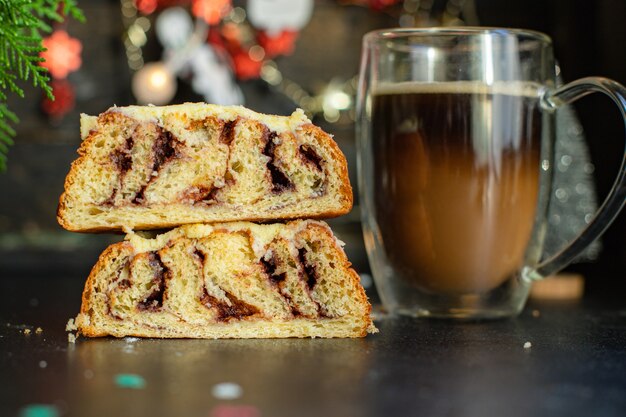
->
[372,81,542,295]
[357,28,626,318]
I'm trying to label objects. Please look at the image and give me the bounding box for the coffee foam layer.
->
[373,81,543,98]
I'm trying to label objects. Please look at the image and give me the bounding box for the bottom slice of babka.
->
[72,220,377,338]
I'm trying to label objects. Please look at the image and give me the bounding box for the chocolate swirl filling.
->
[260,253,287,284]
[260,253,303,317]
[299,144,323,171]
[137,252,169,311]
[200,288,259,321]
[132,127,182,204]
[111,137,134,174]
[298,248,318,290]
[262,130,294,193]
[219,119,237,145]
[152,128,180,172]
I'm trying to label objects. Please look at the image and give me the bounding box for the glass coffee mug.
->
[356,28,626,318]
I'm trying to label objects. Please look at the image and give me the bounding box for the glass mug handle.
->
[524,77,626,281]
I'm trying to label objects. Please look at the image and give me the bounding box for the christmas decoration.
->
[189,45,243,105]
[135,0,159,15]
[40,30,83,79]
[121,0,316,106]
[155,7,193,50]
[0,1,84,171]
[192,0,232,25]
[41,79,75,120]
[247,0,313,35]
[132,62,177,105]
[257,30,298,57]
[232,49,264,80]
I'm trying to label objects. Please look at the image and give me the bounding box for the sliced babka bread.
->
[74,220,376,338]
[58,104,353,232]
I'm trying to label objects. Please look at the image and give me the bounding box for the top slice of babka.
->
[57,104,353,232]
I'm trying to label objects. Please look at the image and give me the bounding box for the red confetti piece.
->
[210,404,261,417]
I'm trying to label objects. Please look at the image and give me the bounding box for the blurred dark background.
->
[0,0,624,298]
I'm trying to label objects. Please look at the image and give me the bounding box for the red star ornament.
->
[40,30,82,79]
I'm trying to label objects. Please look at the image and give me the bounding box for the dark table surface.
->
[1,275,626,417]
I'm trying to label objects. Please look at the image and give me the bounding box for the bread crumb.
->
[35,327,43,334]
[531,309,541,318]
[523,341,532,349]
[68,333,77,344]
[65,318,77,332]
[23,329,31,335]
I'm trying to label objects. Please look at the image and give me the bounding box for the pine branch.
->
[0,0,84,171]
[0,104,18,172]
[0,71,23,98]
[3,33,51,97]
[62,0,86,23]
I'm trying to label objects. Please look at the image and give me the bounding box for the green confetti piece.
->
[19,404,60,417]
[114,373,146,389]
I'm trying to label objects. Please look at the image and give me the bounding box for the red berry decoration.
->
[42,80,75,119]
